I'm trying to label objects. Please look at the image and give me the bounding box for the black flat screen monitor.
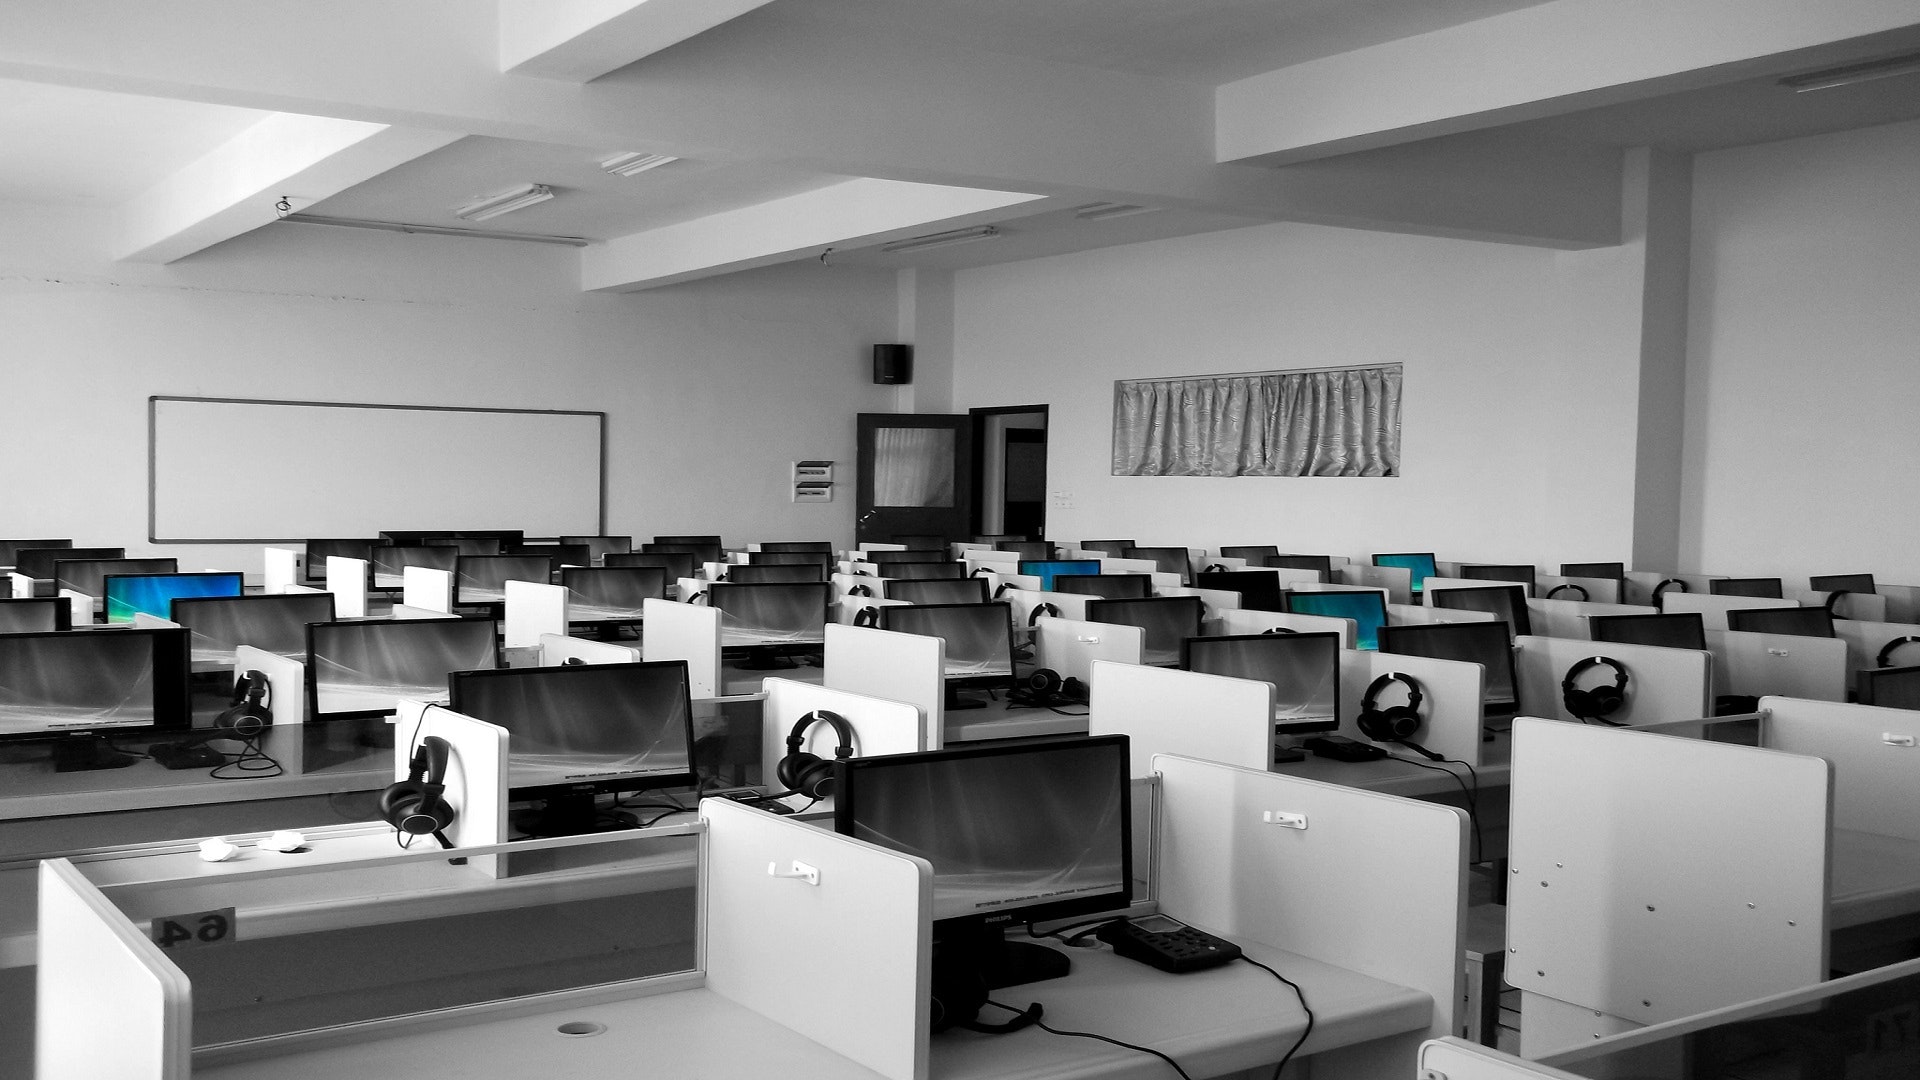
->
[747,551,835,573]
[1811,573,1876,595]
[1430,585,1532,639]
[103,572,242,623]
[0,627,191,768]
[56,558,178,603]
[834,735,1130,992]
[709,582,831,652]
[443,537,505,556]
[0,597,71,633]
[1051,574,1153,600]
[653,534,722,547]
[1219,545,1279,564]
[1182,632,1340,734]
[17,547,125,581]
[866,549,949,566]
[381,530,522,547]
[560,536,633,565]
[885,561,967,581]
[1726,606,1835,638]
[1018,559,1101,591]
[372,545,458,589]
[1857,665,1920,710]
[995,541,1055,562]
[1078,540,1134,558]
[1587,612,1707,651]
[1264,554,1333,583]
[1710,577,1784,599]
[1085,595,1204,667]
[877,603,1015,701]
[307,617,500,720]
[562,566,665,623]
[644,541,724,565]
[172,592,338,667]
[724,563,825,584]
[1195,570,1286,612]
[1120,547,1190,585]
[0,539,70,567]
[1285,589,1389,650]
[303,539,377,584]
[507,542,590,568]
[450,660,697,837]
[454,555,555,605]
[1460,564,1537,596]
[884,578,990,605]
[606,551,696,583]
[1373,553,1438,596]
[1380,621,1520,716]
[1561,562,1626,583]
[758,541,834,554]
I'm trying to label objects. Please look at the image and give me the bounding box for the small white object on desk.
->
[259,830,306,853]
[197,837,239,863]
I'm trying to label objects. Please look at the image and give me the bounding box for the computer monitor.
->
[1264,554,1333,582]
[877,602,1016,709]
[508,542,590,568]
[1052,574,1153,600]
[606,551,696,583]
[834,735,1131,992]
[1085,595,1205,666]
[996,540,1055,562]
[1429,584,1532,639]
[1710,578,1784,599]
[884,561,968,581]
[102,572,243,623]
[866,549,949,566]
[644,541,724,565]
[0,539,70,567]
[747,551,836,573]
[16,547,125,581]
[561,566,666,624]
[450,660,697,837]
[454,554,556,605]
[883,577,990,605]
[1379,621,1520,717]
[1726,606,1835,638]
[1810,573,1876,595]
[1017,559,1101,591]
[1561,562,1626,583]
[1121,547,1191,585]
[1460,564,1537,596]
[1219,545,1279,564]
[371,545,458,589]
[1587,612,1708,651]
[307,617,500,720]
[1857,665,1920,710]
[1182,632,1340,734]
[757,541,834,554]
[444,537,505,556]
[1078,540,1135,558]
[55,558,178,603]
[1373,553,1438,595]
[724,563,825,584]
[171,592,338,667]
[1284,589,1389,650]
[381,530,522,547]
[653,534,722,547]
[560,535,633,565]
[1195,570,1285,612]
[708,582,831,663]
[0,597,71,633]
[0,626,191,771]
[303,539,377,584]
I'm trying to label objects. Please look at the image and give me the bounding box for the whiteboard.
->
[149,397,603,542]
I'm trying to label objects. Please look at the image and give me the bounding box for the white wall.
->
[1682,117,1920,587]
[0,203,896,571]
[950,221,1643,567]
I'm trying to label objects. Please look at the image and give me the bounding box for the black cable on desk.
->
[1238,955,1314,1080]
[1386,753,1482,864]
[981,1000,1195,1080]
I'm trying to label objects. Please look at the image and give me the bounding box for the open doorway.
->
[971,405,1048,541]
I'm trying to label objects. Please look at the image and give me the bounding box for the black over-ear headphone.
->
[1562,656,1630,724]
[381,734,456,845]
[1013,668,1086,707]
[1547,583,1589,602]
[216,669,273,738]
[776,710,854,799]
[1653,578,1688,602]
[1824,590,1852,617]
[1028,602,1060,626]
[853,605,881,627]
[1357,672,1425,742]
[848,583,873,597]
[1878,636,1920,668]
[1262,626,1297,634]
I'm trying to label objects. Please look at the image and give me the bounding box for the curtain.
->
[1111,366,1400,477]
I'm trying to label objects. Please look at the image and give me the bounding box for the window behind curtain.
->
[1111,365,1401,477]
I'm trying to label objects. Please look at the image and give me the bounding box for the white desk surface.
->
[0,744,388,821]
[720,658,827,696]
[1280,731,1513,798]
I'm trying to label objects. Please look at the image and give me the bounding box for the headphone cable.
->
[1386,752,1482,864]
[981,1000,1196,1080]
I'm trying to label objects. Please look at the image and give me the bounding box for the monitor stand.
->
[53,735,138,773]
[936,923,1071,994]
[737,646,798,671]
[945,684,990,712]
[512,793,637,838]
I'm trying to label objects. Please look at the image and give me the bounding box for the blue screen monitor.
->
[1285,589,1389,650]
[1017,559,1101,591]
[103,572,243,623]
[1372,553,1438,595]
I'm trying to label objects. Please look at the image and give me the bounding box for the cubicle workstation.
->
[1511,635,1714,728]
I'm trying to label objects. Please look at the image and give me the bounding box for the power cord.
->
[208,735,283,780]
[1387,752,1482,864]
[1238,955,1314,1080]
[981,1000,1195,1080]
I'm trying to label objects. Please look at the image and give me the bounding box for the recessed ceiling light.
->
[880,225,1001,253]
[1073,202,1157,221]
[454,183,555,221]
[1778,50,1920,92]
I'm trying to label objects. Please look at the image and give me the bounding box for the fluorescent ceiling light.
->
[454,183,555,221]
[601,152,680,177]
[1074,202,1157,221]
[1778,51,1920,92]
[880,225,1000,253]
[281,212,589,247]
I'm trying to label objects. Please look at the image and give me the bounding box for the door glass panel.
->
[872,428,955,507]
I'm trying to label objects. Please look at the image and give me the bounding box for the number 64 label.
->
[150,908,236,950]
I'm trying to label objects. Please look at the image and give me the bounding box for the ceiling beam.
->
[498,0,776,82]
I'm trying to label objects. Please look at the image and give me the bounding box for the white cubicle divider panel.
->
[823,623,945,751]
[1802,589,1886,622]
[1877,584,1920,624]
[642,598,722,700]
[389,604,455,620]
[537,631,639,666]
[37,858,192,1080]
[504,580,569,649]
[829,571,873,604]
[759,678,926,778]
[1832,617,1920,675]
[1153,753,1466,1071]
[1000,586,1089,623]
[1034,617,1144,691]
[262,546,300,594]
[9,571,32,598]
[1418,1038,1585,1080]
[400,566,452,613]
[1217,608,1355,648]
[1527,597,1656,640]
[700,798,931,1080]
[676,576,707,603]
[58,589,92,627]
[1264,565,1330,589]
[131,613,179,630]
[325,555,368,618]
[857,542,907,553]
[1513,636,1712,727]
[1337,650,1486,766]
[236,645,307,728]
[281,583,327,597]
[837,595,908,625]
[1506,718,1830,1055]
[1090,662,1273,777]
[1341,563,1413,605]
[1155,585,1242,633]
[1762,696,1920,842]
[993,572,1044,592]
[393,700,508,865]
[1538,574,1623,605]
[1660,591,1784,629]
[1387,603,1497,626]
[963,549,1018,574]
[1708,630,1848,702]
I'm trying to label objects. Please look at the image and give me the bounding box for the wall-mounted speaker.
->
[874,343,913,385]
